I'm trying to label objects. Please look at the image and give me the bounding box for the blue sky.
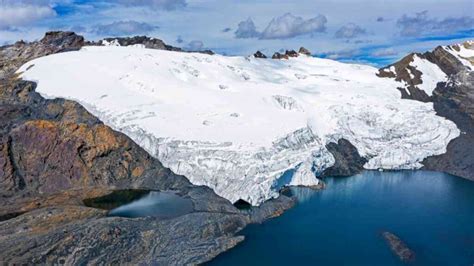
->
[1,0,473,66]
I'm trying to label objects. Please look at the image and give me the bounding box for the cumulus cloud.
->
[93,20,158,36]
[234,13,327,40]
[234,18,260,39]
[0,1,56,30]
[397,10,474,37]
[260,13,327,39]
[114,0,187,10]
[371,47,398,57]
[335,23,367,39]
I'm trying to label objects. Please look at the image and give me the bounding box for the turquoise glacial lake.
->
[208,171,474,265]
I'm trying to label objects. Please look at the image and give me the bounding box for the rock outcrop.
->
[422,70,474,180]
[254,51,267,58]
[377,53,432,102]
[322,139,367,177]
[99,36,182,51]
[299,47,311,56]
[285,50,299,58]
[272,52,289,60]
[271,50,301,59]
[0,32,84,79]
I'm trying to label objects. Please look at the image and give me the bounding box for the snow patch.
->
[410,55,447,96]
[444,41,474,69]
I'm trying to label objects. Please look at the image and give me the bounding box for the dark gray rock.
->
[322,139,367,177]
[245,195,296,224]
[0,206,247,265]
[381,231,415,262]
[254,51,267,58]
[0,32,84,79]
[272,52,289,60]
[285,50,299,58]
[299,47,311,56]
[422,70,474,180]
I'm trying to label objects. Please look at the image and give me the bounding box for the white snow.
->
[444,41,474,69]
[410,55,447,96]
[18,46,460,205]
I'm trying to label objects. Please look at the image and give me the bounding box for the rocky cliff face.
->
[0,32,294,264]
[0,32,84,79]
[378,41,474,180]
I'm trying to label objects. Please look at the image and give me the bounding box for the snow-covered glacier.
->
[18,46,460,205]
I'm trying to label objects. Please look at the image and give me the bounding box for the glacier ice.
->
[18,46,460,205]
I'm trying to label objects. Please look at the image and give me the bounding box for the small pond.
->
[84,190,194,219]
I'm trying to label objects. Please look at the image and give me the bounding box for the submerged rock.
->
[381,231,415,262]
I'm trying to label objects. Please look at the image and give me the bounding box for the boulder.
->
[285,50,299,57]
[254,51,267,58]
[299,47,311,56]
[272,52,289,60]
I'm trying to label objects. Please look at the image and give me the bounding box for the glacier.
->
[18,46,460,205]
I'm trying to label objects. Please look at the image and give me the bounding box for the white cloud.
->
[0,2,56,30]
[335,23,367,39]
[323,49,361,60]
[115,0,187,10]
[92,20,158,36]
[371,47,398,57]
[235,18,260,39]
[397,10,474,37]
[260,13,327,39]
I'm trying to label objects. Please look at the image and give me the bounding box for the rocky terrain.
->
[378,41,474,180]
[0,32,294,264]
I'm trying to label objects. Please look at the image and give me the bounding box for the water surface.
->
[108,191,193,219]
[209,171,474,265]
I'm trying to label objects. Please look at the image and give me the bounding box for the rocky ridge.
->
[378,40,474,180]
